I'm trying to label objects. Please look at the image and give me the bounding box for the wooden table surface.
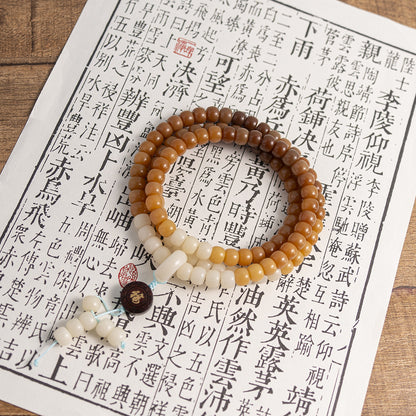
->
[0,0,415,415]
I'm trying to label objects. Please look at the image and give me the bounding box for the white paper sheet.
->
[1,0,416,415]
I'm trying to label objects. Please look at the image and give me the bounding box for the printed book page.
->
[1,0,416,415]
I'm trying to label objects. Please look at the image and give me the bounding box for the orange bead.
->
[157,219,176,237]
[131,202,147,216]
[291,158,309,176]
[147,130,164,146]
[281,261,294,275]
[129,189,146,203]
[150,208,168,225]
[262,240,278,257]
[194,128,209,145]
[167,115,184,131]
[270,250,289,269]
[292,251,304,267]
[210,246,225,264]
[316,207,326,220]
[128,176,146,190]
[302,198,319,213]
[297,172,315,187]
[147,169,165,184]
[130,164,147,177]
[182,131,198,148]
[151,157,170,173]
[180,110,195,126]
[239,248,254,266]
[134,151,151,166]
[156,121,173,138]
[299,210,317,226]
[224,249,239,267]
[139,140,157,156]
[251,246,265,263]
[307,231,319,245]
[145,194,164,211]
[166,138,187,156]
[301,185,319,199]
[278,224,293,238]
[271,234,285,248]
[294,221,312,238]
[284,214,298,227]
[260,258,277,276]
[235,268,250,286]
[313,219,323,233]
[193,107,207,123]
[280,242,298,260]
[145,181,163,196]
[301,241,313,256]
[160,147,178,164]
[318,193,326,206]
[288,232,306,250]
[248,263,264,282]
[206,106,220,122]
[208,125,222,143]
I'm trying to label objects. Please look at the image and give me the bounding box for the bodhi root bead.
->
[129,107,325,287]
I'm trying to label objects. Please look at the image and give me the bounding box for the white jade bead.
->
[164,228,187,247]
[221,270,235,288]
[54,326,72,346]
[196,242,212,260]
[206,270,220,289]
[96,319,116,337]
[107,327,126,348]
[152,246,171,266]
[79,311,98,330]
[182,236,199,255]
[155,250,187,282]
[143,236,163,254]
[187,254,198,266]
[82,295,101,312]
[137,225,156,243]
[133,213,151,230]
[268,269,282,282]
[212,263,226,272]
[190,266,206,285]
[66,318,85,337]
[196,259,213,270]
[176,263,193,281]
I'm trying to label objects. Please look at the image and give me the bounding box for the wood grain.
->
[0,0,415,415]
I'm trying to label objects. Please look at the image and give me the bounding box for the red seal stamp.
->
[118,263,138,288]
[174,37,196,58]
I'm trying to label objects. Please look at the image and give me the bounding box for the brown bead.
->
[166,138,187,156]
[157,219,176,237]
[318,193,326,206]
[271,234,285,248]
[309,168,318,181]
[288,190,301,204]
[259,134,276,152]
[301,241,313,256]
[231,111,246,126]
[270,250,289,269]
[291,158,309,176]
[206,106,220,122]
[204,122,214,130]
[217,122,228,131]
[224,249,239,267]
[139,140,157,156]
[284,177,298,192]
[150,208,168,225]
[256,122,270,136]
[182,132,198,148]
[288,232,306,250]
[219,107,233,124]
[297,172,315,187]
[151,157,170,173]
[120,281,153,314]
[262,240,278,257]
[270,158,283,172]
[188,123,200,133]
[269,130,281,139]
[248,263,264,282]
[244,116,258,130]
[302,198,319,213]
[301,185,319,199]
[307,231,319,245]
[294,221,312,238]
[239,248,253,266]
[160,147,178,164]
[147,168,165,184]
[236,127,249,145]
[316,207,326,220]
[247,129,262,147]
[131,201,147,216]
[180,110,195,126]
[194,128,209,145]
[167,115,184,132]
[287,203,302,216]
[156,121,173,138]
[134,151,151,166]
[260,258,277,276]
[155,145,167,157]
[260,152,273,164]
[284,214,298,227]
[130,164,147,177]
[235,268,250,286]
[193,107,207,123]
[299,210,317,226]
[223,126,236,143]
[282,147,301,166]
[128,176,146,190]
[145,181,163,196]
[292,251,304,267]
[129,189,146,204]
[281,261,294,275]
[280,242,298,260]
[208,125,222,143]
[272,138,290,158]
[174,128,188,139]
[313,219,324,233]
[251,246,265,263]
[210,246,226,264]
[315,180,323,193]
[278,166,292,181]
[145,194,164,211]
[147,130,164,146]
[278,224,293,238]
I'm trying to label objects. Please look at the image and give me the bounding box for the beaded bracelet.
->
[129,106,325,288]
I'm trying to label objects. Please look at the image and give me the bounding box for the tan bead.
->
[159,147,178,164]
[194,128,209,145]
[147,169,165,184]
[181,131,197,148]
[281,261,294,275]
[128,176,146,190]
[288,190,301,204]
[284,214,298,227]
[208,125,222,143]
[272,138,290,158]
[282,147,301,166]
[280,242,298,260]
[259,134,276,152]
[288,232,306,250]
[180,110,195,126]
[278,224,293,238]
[139,140,157,156]
[298,172,315,187]
[157,219,176,237]
[291,158,309,176]
[251,246,265,263]
[288,203,302,216]
[134,151,151,166]
[316,207,326,220]
[210,246,225,264]
[271,234,285,248]
[262,241,278,257]
[270,250,289,270]
[166,137,187,156]
[302,198,319,213]
[301,241,313,256]
[284,177,298,192]
[145,194,164,211]
[129,189,146,203]
[301,185,319,199]
[294,221,312,238]
[150,208,168,226]
[130,164,147,177]
[278,166,292,181]
[270,158,283,172]
[234,268,250,286]
[239,248,253,266]
[236,127,249,145]
[307,231,319,245]
[292,251,304,267]
[151,157,170,173]
[224,249,239,266]
[168,115,184,131]
[147,130,164,146]
[193,107,207,123]
[156,122,173,138]
[248,263,264,282]
[299,210,317,226]
[131,202,147,216]
[145,182,163,196]
[260,258,277,276]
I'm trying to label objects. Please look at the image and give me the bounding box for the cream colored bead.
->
[82,295,101,312]
[96,319,116,337]
[154,250,188,282]
[176,262,193,281]
[79,311,98,331]
[267,269,282,282]
[107,327,126,348]
[221,270,235,288]
[181,236,199,255]
[190,266,206,285]
[196,242,212,260]
[212,263,226,272]
[205,270,220,289]
[152,246,171,266]
[137,225,156,243]
[66,318,84,337]
[187,254,199,266]
[196,259,213,270]
[164,228,187,247]
[54,326,72,346]
[143,235,163,254]
[133,213,151,230]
